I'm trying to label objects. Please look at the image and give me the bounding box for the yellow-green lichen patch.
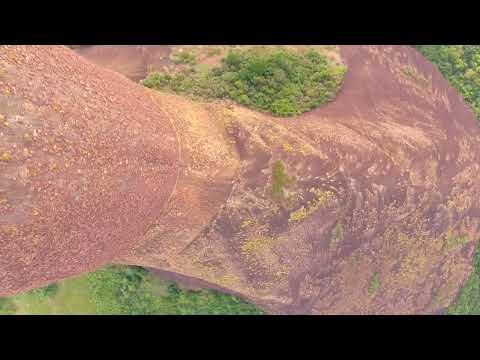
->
[241,235,277,257]
[310,188,336,207]
[289,206,308,223]
[240,234,290,283]
[444,230,471,250]
[289,188,336,224]
[241,218,257,229]
[0,151,12,162]
[402,65,430,87]
[282,142,295,153]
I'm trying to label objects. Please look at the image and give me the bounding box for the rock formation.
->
[1,45,480,314]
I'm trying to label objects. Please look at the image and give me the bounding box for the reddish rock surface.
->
[2,45,480,314]
[0,46,179,294]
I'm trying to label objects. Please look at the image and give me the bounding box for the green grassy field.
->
[0,265,264,315]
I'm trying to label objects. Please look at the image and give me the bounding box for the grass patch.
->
[0,298,16,315]
[368,272,381,296]
[142,46,346,117]
[30,283,59,298]
[0,265,264,315]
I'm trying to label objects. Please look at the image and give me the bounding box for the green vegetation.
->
[414,45,480,118]
[171,51,197,65]
[0,298,16,315]
[271,160,295,200]
[0,265,263,315]
[413,46,480,314]
[142,46,346,117]
[448,244,480,315]
[30,283,59,298]
[368,272,381,296]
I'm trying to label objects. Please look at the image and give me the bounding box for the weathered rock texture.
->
[2,45,480,314]
[0,46,179,294]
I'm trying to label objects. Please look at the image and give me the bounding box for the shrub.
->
[171,51,197,65]
[87,265,263,315]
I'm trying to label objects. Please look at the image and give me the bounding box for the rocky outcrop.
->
[2,45,480,314]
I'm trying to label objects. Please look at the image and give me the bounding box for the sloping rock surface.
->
[2,45,480,314]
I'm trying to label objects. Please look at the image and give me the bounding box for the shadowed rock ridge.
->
[1,45,480,314]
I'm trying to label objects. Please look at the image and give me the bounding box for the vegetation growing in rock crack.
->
[141,46,346,117]
[271,160,295,200]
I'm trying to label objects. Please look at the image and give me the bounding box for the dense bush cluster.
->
[414,45,480,118]
[87,265,264,315]
[142,46,346,117]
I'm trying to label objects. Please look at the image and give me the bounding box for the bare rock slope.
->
[2,45,480,314]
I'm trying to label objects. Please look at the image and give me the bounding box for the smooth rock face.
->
[2,45,480,314]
